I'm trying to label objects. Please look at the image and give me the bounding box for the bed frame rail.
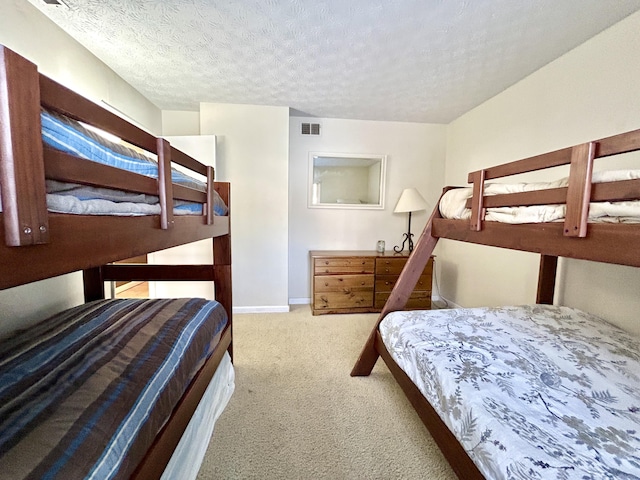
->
[131,325,231,480]
[467,129,640,236]
[0,180,230,291]
[0,44,218,248]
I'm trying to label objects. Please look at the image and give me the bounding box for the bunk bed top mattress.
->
[380,304,640,480]
[439,169,640,224]
[0,298,228,480]
[0,110,228,217]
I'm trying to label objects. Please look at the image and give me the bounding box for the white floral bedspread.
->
[380,305,640,479]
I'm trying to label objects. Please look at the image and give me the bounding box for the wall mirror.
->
[308,152,387,209]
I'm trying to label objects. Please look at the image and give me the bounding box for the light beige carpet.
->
[197,305,457,480]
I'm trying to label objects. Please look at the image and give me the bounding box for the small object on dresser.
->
[376,240,385,253]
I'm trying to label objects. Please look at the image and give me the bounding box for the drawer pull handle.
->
[324,282,329,286]
[385,281,390,285]
[361,281,365,285]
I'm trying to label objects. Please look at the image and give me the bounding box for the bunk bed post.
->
[83,266,105,302]
[0,46,49,247]
[206,166,215,225]
[564,142,595,238]
[156,138,174,230]
[469,169,486,231]
[213,236,232,359]
[536,254,558,305]
[213,183,232,360]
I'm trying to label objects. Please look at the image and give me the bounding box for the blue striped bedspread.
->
[40,110,227,216]
[0,298,228,480]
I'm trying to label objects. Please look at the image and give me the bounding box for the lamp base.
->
[393,232,414,253]
[393,211,415,253]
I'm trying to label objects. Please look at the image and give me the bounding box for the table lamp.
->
[393,188,428,253]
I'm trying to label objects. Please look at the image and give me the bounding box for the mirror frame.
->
[307,152,387,210]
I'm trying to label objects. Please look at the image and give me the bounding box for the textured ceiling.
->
[28,0,640,123]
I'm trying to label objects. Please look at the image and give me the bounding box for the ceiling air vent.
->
[301,122,321,136]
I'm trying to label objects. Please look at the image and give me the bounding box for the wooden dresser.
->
[310,250,433,315]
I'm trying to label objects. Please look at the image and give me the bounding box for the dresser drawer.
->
[314,291,374,310]
[375,257,433,276]
[314,257,375,275]
[375,274,431,293]
[375,257,407,275]
[315,274,374,292]
[374,291,431,310]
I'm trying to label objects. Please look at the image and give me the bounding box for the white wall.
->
[0,0,161,334]
[442,10,640,334]
[289,117,446,302]
[162,110,201,136]
[200,103,290,312]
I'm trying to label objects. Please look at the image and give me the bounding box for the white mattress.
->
[161,351,235,480]
[380,305,640,479]
[439,169,640,224]
[0,180,227,217]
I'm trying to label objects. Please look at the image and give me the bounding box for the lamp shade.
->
[394,188,428,213]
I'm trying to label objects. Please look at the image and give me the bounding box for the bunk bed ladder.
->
[351,202,440,377]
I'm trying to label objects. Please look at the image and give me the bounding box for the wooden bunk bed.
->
[352,127,640,479]
[0,45,233,479]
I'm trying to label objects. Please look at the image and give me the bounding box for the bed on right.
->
[351,128,640,479]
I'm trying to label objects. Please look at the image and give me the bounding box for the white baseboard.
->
[287,296,460,310]
[289,297,311,305]
[232,305,291,314]
[231,298,457,314]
